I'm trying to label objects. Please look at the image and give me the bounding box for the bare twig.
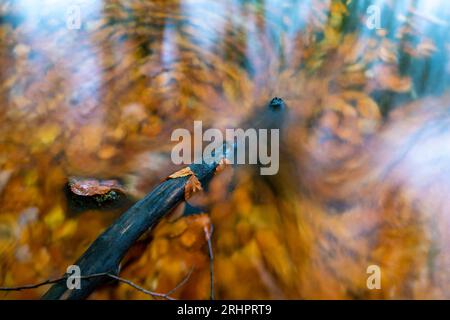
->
[165,267,194,297]
[40,97,286,300]
[0,269,193,300]
[204,224,215,300]
[0,276,67,292]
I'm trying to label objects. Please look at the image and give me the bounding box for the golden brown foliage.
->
[1,0,450,299]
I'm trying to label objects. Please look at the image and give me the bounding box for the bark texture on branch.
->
[42,162,217,300]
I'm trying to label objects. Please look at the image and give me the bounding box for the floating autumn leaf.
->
[185,175,203,200]
[68,177,125,196]
[167,167,194,179]
[341,91,381,120]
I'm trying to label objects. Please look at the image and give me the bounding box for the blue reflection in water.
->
[4,0,104,119]
[1,0,449,125]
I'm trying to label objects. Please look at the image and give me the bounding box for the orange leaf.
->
[167,167,194,179]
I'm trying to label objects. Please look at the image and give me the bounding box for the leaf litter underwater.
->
[1,0,450,299]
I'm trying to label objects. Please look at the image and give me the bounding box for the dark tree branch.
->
[42,161,219,300]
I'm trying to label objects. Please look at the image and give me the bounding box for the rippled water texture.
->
[1,0,450,299]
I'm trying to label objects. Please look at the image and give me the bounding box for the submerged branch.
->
[37,97,286,300]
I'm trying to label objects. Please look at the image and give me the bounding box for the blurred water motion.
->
[1,0,450,299]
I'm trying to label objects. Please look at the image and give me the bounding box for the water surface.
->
[1,0,450,299]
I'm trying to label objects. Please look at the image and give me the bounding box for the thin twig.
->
[204,224,215,300]
[0,270,193,300]
[106,273,173,300]
[0,276,67,291]
[165,267,194,297]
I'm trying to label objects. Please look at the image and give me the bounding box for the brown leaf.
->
[167,167,194,179]
[167,167,203,199]
[68,177,124,196]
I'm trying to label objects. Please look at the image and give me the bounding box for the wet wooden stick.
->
[42,97,287,300]
[42,162,217,300]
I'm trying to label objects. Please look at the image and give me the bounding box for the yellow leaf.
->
[44,206,65,230]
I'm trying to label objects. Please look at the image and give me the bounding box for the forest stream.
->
[1,0,450,299]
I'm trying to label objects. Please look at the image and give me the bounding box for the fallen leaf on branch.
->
[167,167,194,179]
[185,175,203,200]
[166,167,203,199]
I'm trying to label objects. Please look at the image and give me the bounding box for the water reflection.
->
[1,0,450,299]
